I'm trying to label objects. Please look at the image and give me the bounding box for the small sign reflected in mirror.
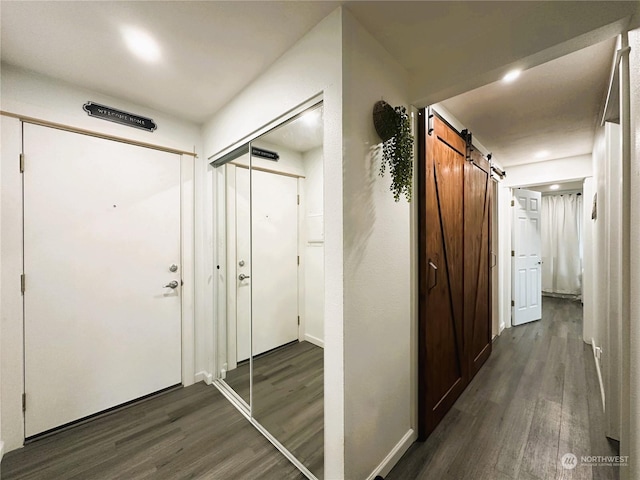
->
[251,146,279,161]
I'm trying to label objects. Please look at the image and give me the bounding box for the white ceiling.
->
[527,180,584,194]
[439,38,616,167]
[259,105,324,153]
[0,1,339,123]
[346,1,638,106]
[1,1,638,167]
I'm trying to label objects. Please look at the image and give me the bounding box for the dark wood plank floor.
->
[386,297,619,480]
[3,299,614,480]
[1,383,306,480]
[225,341,324,479]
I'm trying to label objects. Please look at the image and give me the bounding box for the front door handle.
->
[238,273,250,281]
[164,281,179,289]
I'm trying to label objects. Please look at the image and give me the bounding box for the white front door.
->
[251,169,299,357]
[234,167,299,361]
[512,188,542,326]
[23,124,182,437]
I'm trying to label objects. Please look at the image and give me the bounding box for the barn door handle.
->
[428,261,438,291]
[491,252,497,268]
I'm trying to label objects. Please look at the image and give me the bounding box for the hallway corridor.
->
[387,297,618,480]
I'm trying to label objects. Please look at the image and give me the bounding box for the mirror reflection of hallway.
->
[214,103,324,479]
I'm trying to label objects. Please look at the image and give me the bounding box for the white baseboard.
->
[591,339,606,411]
[366,429,417,480]
[304,333,324,348]
[499,323,505,335]
[195,371,213,385]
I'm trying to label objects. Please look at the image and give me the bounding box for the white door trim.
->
[180,152,196,388]
[1,110,197,158]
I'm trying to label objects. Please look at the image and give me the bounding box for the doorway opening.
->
[524,182,585,302]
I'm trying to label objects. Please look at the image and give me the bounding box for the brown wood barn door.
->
[418,111,467,439]
[464,149,492,380]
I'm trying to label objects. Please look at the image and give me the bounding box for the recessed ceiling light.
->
[503,69,521,83]
[122,26,161,63]
[301,109,320,126]
[549,184,560,190]
[535,150,549,159]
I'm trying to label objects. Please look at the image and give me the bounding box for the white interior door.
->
[512,188,542,326]
[23,124,182,437]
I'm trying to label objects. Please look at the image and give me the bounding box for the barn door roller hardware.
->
[427,107,434,136]
[461,129,473,157]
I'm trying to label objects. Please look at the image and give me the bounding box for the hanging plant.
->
[373,101,414,202]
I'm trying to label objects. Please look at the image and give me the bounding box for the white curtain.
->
[541,193,583,296]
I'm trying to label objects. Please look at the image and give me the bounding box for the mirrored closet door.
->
[214,145,252,407]
[212,102,325,479]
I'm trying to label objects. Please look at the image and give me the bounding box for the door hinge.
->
[22,393,26,412]
[297,316,300,326]
[511,300,515,307]
[20,153,25,173]
[511,199,514,207]
[297,194,300,205]
[20,274,26,295]
[511,250,515,257]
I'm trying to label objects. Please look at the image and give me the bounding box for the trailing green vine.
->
[378,105,413,202]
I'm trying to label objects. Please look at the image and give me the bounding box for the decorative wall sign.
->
[251,146,279,161]
[83,102,157,132]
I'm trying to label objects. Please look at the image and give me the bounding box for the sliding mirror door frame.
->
[211,145,253,415]
[209,94,323,480]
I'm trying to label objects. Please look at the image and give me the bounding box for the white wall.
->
[0,64,202,453]
[0,125,2,461]
[605,122,623,442]
[200,9,344,478]
[503,154,593,188]
[591,125,608,408]
[582,177,595,345]
[591,122,623,440]
[302,147,325,347]
[341,9,413,480]
[497,184,513,331]
[625,26,640,480]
